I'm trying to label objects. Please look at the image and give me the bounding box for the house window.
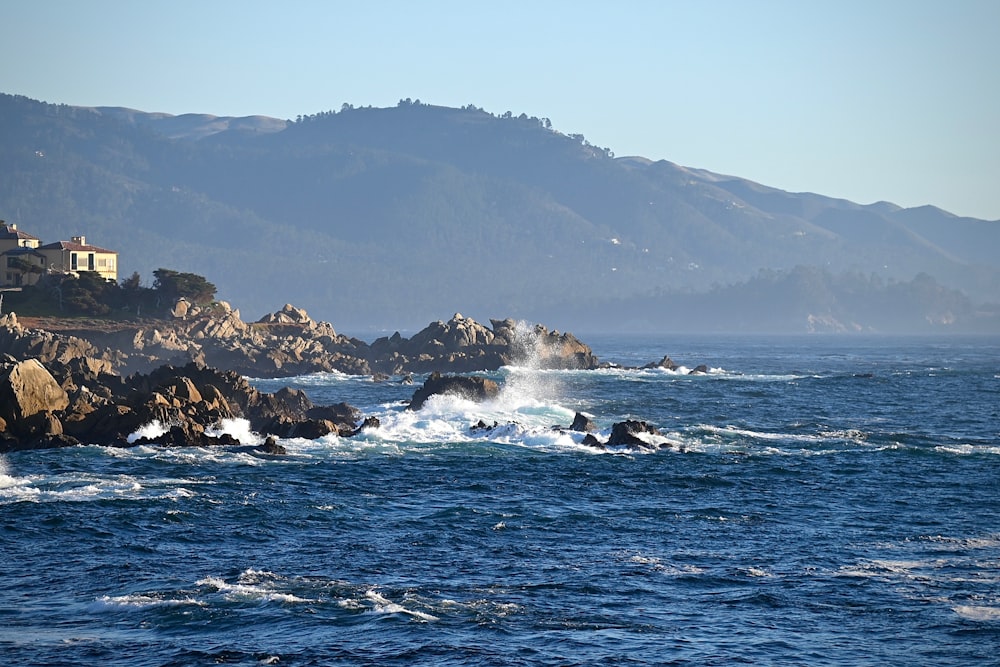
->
[88,253,95,271]
[71,253,78,271]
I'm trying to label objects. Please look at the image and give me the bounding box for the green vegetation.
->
[1,268,217,319]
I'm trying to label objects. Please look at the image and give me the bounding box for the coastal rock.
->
[347,416,381,436]
[258,303,314,326]
[570,412,597,432]
[643,355,679,371]
[256,436,287,455]
[10,308,598,379]
[607,420,664,449]
[0,359,70,423]
[408,372,501,410]
[170,298,191,319]
[490,319,597,369]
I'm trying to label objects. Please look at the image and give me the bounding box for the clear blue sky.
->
[3,0,998,220]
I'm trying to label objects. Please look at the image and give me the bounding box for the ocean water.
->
[1,334,998,666]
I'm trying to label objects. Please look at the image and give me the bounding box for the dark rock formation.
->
[0,354,370,452]
[570,412,597,432]
[643,355,679,371]
[256,436,287,455]
[408,372,501,410]
[606,420,665,449]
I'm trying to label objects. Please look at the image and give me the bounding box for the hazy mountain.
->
[0,93,996,333]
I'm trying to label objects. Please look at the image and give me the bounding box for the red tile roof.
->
[39,240,117,254]
[0,225,40,241]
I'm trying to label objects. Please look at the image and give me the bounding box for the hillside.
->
[1,93,997,333]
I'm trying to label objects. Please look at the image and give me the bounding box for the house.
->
[39,236,118,282]
[0,221,119,287]
[0,221,45,287]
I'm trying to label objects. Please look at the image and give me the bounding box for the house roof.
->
[39,240,117,254]
[0,225,40,242]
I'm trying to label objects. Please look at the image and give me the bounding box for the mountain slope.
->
[0,93,996,331]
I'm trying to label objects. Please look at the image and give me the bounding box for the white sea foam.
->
[0,456,26,490]
[204,418,262,445]
[0,465,199,504]
[364,589,439,622]
[127,419,171,444]
[952,605,1000,621]
[196,570,314,604]
[92,594,204,610]
[934,443,1000,456]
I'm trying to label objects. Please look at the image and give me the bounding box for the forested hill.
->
[1,93,997,332]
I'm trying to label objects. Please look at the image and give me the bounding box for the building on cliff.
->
[0,222,118,287]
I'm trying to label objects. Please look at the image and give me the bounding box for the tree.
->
[152,269,216,305]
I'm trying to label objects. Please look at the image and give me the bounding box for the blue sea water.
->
[1,334,998,666]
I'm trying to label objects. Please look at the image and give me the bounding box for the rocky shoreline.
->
[0,305,703,453]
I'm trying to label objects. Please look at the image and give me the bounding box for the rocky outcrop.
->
[408,372,501,410]
[575,419,670,451]
[643,355,679,371]
[369,313,598,375]
[0,358,71,447]
[0,358,69,422]
[607,420,663,448]
[0,302,714,454]
[570,412,597,433]
[11,307,600,379]
[0,355,370,452]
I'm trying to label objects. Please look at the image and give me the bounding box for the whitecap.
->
[196,571,314,604]
[127,419,171,444]
[953,605,1000,621]
[363,589,439,622]
[204,418,262,445]
[92,594,204,610]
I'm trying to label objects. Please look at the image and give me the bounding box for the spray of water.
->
[0,455,17,489]
[498,321,564,411]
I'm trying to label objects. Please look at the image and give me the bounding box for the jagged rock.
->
[1,433,79,452]
[256,436,286,455]
[171,298,191,319]
[570,412,597,432]
[607,420,664,449]
[130,423,240,448]
[306,402,361,430]
[643,355,679,370]
[13,410,64,440]
[347,416,381,436]
[581,433,605,448]
[0,359,70,423]
[688,365,709,375]
[408,372,501,410]
[269,418,339,439]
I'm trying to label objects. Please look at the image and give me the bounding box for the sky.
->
[3,0,999,220]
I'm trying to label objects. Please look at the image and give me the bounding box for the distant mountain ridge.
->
[90,107,289,140]
[0,93,996,332]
